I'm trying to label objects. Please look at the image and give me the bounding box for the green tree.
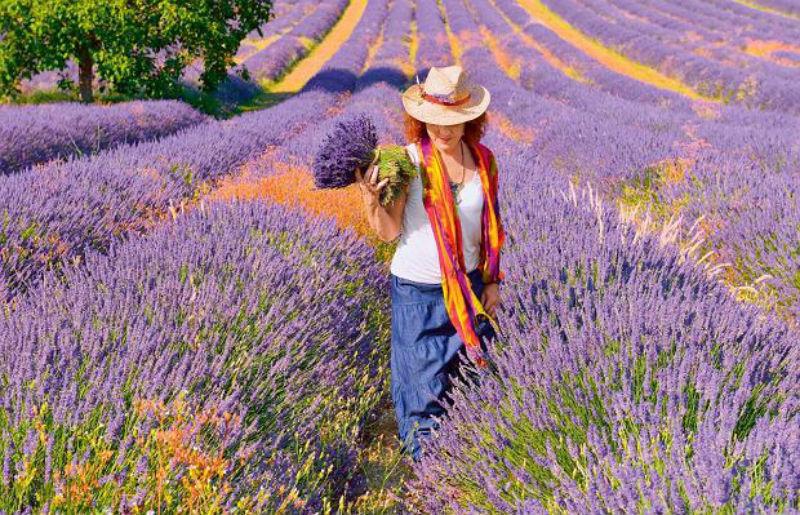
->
[0,0,274,102]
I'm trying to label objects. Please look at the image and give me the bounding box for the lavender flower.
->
[0,101,207,175]
[313,112,378,189]
[312,114,417,205]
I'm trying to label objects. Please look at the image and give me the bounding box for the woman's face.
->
[426,122,465,153]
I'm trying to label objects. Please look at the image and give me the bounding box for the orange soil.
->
[404,19,419,79]
[208,163,372,238]
[361,29,385,74]
[479,26,522,80]
[437,0,464,65]
[490,111,535,144]
[744,39,800,67]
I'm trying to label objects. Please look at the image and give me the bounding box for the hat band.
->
[421,90,471,107]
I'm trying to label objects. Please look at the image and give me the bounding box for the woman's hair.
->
[403,111,488,144]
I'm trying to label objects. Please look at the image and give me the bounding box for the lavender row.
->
[0,199,390,511]
[408,155,799,511]
[608,0,800,45]
[234,0,316,62]
[751,0,800,16]
[538,0,800,112]
[0,0,396,304]
[301,0,392,95]
[479,0,693,109]
[703,0,800,37]
[487,0,676,107]
[642,152,800,323]
[586,0,800,90]
[415,0,454,72]
[241,0,350,83]
[484,0,797,130]
[0,100,207,175]
[0,88,337,302]
[490,0,799,115]
[357,0,416,89]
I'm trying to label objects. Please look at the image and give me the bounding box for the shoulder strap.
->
[405,142,421,167]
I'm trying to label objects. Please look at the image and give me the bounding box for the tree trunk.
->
[78,46,94,103]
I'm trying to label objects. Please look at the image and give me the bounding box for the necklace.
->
[447,140,466,205]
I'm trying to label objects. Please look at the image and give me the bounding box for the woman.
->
[355,65,506,462]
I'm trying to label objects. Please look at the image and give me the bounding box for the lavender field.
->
[1,0,798,512]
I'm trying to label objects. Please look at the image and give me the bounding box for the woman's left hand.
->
[481,283,500,317]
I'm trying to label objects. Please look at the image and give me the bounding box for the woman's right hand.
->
[355,162,389,208]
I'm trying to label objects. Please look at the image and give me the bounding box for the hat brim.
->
[401,83,491,125]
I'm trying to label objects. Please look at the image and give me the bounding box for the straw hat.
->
[401,65,491,125]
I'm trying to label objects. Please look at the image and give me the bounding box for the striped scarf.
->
[417,135,506,368]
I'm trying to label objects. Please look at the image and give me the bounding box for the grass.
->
[346,393,414,513]
[2,87,136,106]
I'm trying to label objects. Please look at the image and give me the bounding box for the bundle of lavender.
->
[312,113,417,206]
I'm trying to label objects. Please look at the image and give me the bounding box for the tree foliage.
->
[0,0,274,102]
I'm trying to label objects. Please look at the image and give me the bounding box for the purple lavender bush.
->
[648,152,800,324]
[0,100,207,175]
[0,0,394,304]
[0,88,338,301]
[0,199,390,512]
[407,175,799,512]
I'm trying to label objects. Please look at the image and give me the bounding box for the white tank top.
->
[390,142,484,284]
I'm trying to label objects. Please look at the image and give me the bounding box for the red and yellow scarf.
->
[417,135,506,368]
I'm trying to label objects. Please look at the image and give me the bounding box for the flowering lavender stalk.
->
[0,100,207,175]
[0,199,390,512]
[405,162,799,512]
[313,113,378,188]
[313,113,416,205]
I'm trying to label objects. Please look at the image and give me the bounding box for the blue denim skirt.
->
[390,267,497,461]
